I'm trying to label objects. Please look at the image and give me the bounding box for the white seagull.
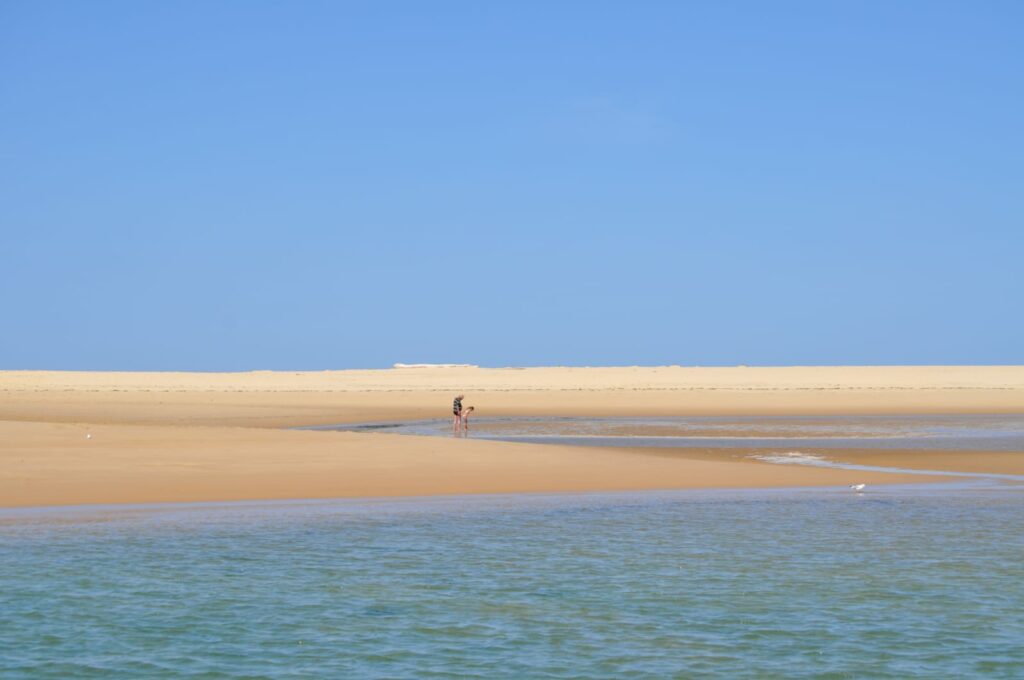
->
[849,483,866,492]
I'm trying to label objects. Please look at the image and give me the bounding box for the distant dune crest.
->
[393,363,479,369]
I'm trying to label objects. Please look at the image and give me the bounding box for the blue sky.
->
[2,1,1021,370]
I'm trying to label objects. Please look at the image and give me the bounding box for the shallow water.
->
[2,486,1023,678]
[314,414,1024,452]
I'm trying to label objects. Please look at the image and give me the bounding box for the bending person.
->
[461,406,475,433]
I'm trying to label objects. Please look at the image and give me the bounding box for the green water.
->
[2,486,1022,678]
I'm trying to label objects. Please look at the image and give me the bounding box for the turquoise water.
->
[3,485,1023,678]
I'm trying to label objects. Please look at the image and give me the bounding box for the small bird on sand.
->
[849,483,866,492]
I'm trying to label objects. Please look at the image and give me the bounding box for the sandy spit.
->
[1,366,1021,508]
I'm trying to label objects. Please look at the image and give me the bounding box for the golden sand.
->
[1,366,1022,508]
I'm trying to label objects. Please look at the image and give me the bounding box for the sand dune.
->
[3,365,1022,396]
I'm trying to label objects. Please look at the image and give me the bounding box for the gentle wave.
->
[751,451,831,465]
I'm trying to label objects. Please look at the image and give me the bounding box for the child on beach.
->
[461,406,475,433]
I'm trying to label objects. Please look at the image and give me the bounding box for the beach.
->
[2,366,1022,508]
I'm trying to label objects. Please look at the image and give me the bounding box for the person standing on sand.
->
[452,394,464,434]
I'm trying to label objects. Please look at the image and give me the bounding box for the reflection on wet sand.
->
[317,415,1024,479]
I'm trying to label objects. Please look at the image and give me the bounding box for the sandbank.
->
[1,366,1021,508]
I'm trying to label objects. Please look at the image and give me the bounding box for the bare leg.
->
[453,413,461,435]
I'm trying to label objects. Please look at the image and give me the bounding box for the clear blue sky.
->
[2,1,1021,370]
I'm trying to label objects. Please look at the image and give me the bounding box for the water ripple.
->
[1,488,1022,678]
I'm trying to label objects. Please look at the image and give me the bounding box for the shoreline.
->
[3,481,1012,520]
[2,366,1022,509]
[0,421,958,509]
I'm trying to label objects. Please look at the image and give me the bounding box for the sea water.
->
[2,485,1022,678]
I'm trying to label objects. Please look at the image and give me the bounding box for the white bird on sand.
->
[849,483,866,492]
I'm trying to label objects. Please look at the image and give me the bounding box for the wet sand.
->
[1,366,1022,508]
[594,445,1024,477]
[2,421,949,508]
